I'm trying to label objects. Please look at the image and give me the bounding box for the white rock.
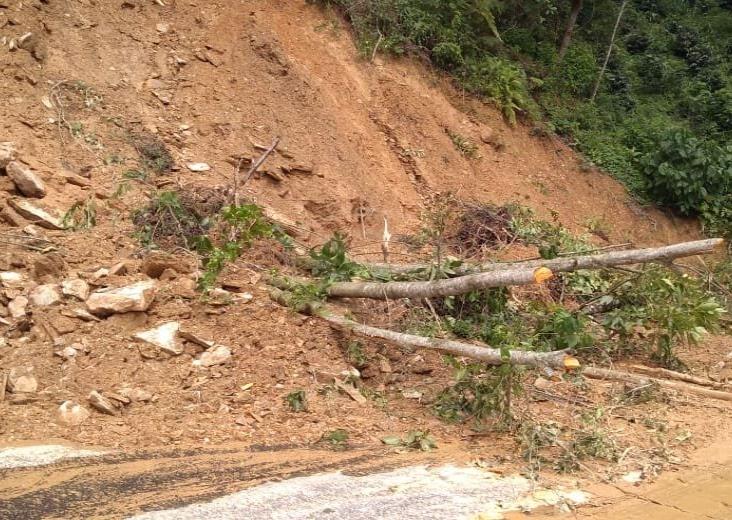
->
[195,345,232,367]
[8,296,28,318]
[156,22,170,33]
[0,142,16,169]
[0,271,25,288]
[133,321,183,355]
[186,162,211,172]
[57,401,90,426]
[8,199,63,229]
[6,161,46,198]
[7,367,37,393]
[29,284,61,306]
[86,280,157,316]
[61,278,90,300]
[55,346,78,360]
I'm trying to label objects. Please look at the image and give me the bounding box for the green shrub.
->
[640,129,731,216]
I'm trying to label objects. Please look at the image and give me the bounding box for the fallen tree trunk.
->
[327,266,551,299]
[363,238,724,278]
[629,364,726,389]
[583,366,732,402]
[269,288,573,368]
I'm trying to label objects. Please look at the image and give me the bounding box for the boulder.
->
[195,345,232,367]
[8,199,63,229]
[6,161,46,198]
[61,278,90,300]
[29,284,61,306]
[0,142,16,169]
[57,401,91,426]
[7,367,38,393]
[133,321,183,355]
[86,280,157,316]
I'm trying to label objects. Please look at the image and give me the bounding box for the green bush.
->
[640,129,731,217]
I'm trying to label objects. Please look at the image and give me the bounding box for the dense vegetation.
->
[311,0,732,237]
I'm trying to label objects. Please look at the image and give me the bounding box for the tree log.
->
[328,239,723,300]
[628,365,726,389]
[583,366,732,402]
[269,288,572,368]
[359,238,723,280]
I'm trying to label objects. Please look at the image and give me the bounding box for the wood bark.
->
[328,239,724,300]
[269,288,572,368]
[558,0,583,61]
[363,238,723,279]
[629,365,726,389]
[590,0,629,102]
[583,366,732,402]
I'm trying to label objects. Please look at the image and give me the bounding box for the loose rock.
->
[186,162,211,172]
[8,199,63,229]
[29,284,61,306]
[61,278,90,300]
[7,367,38,393]
[57,401,91,426]
[6,161,46,198]
[0,271,25,288]
[88,390,119,416]
[86,280,157,316]
[8,296,28,318]
[134,321,183,355]
[117,387,153,402]
[0,142,16,169]
[194,345,232,367]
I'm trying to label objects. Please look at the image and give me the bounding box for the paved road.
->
[0,444,586,519]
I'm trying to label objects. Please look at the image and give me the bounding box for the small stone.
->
[61,278,90,300]
[194,345,232,367]
[0,142,16,169]
[7,367,37,393]
[402,389,423,399]
[117,387,153,402]
[8,199,63,229]
[6,161,46,198]
[8,296,28,318]
[55,345,78,360]
[88,390,119,416]
[57,401,90,426]
[86,280,157,316]
[64,308,101,322]
[156,22,169,33]
[29,284,61,306]
[134,321,183,355]
[186,162,211,172]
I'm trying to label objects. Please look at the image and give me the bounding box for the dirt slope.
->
[0,0,697,246]
[1,0,727,470]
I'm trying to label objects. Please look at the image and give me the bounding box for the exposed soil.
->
[0,1,730,517]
